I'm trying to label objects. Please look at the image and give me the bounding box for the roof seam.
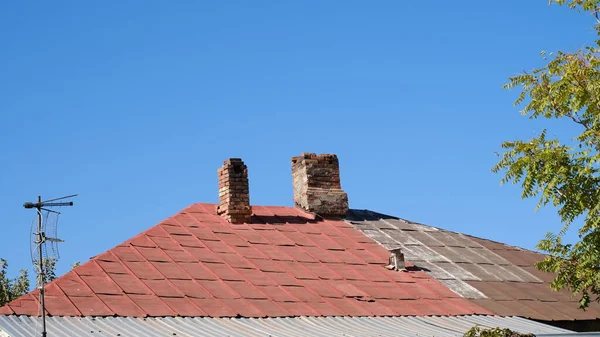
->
[358,209,544,255]
[100,248,157,317]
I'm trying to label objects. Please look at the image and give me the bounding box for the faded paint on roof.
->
[0,204,488,318]
[346,209,600,321]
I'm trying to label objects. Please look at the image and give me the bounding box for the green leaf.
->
[495,0,600,310]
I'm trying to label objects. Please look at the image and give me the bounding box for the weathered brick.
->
[291,153,348,217]
[216,158,252,224]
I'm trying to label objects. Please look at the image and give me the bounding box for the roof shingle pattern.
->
[0,204,487,317]
[346,210,600,321]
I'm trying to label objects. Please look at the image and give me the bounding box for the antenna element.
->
[23,194,76,337]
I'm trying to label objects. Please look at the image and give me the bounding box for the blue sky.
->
[0,1,594,278]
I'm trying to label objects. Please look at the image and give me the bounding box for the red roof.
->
[0,203,488,317]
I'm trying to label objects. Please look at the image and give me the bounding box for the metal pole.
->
[37,196,47,337]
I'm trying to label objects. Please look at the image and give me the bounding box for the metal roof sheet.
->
[0,315,572,337]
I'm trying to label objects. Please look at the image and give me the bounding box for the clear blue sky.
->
[0,1,594,278]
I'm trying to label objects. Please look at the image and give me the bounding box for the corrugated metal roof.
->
[0,315,571,337]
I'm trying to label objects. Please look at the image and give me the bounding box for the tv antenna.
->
[23,194,76,337]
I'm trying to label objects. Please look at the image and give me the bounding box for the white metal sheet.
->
[0,315,572,337]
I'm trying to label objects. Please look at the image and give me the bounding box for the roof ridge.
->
[0,203,502,318]
[355,209,544,256]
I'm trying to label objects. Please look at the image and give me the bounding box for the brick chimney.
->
[291,153,349,217]
[217,158,252,224]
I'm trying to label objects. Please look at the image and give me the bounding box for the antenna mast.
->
[23,194,76,337]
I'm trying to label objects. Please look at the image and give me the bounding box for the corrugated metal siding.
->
[0,315,571,337]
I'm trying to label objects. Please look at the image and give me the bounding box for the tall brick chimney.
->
[291,153,349,217]
[217,158,252,224]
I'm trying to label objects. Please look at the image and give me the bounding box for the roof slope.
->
[0,203,486,318]
[346,210,600,321]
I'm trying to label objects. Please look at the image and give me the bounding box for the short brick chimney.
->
[217,158,252,224]
[291,153,349,217]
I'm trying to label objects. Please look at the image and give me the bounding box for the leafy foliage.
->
[32,257,57,285]
[493,0,600,308]
[0,258,59,307]
[0,259,30,307]
[464,326,534,337]
[554,0,600,15]
[42,258,56,284]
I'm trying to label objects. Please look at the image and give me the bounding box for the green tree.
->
[42,258,56,284]
[464,326,534,337]
[0,258,58,307]
[0,259,30,307]
[32,258,57,284]
[493,0,600,308]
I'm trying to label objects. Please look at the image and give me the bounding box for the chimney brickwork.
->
[291,153,349,217]
[217,158,252,224]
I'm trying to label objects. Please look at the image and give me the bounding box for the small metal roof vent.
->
[385,248,406,272]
